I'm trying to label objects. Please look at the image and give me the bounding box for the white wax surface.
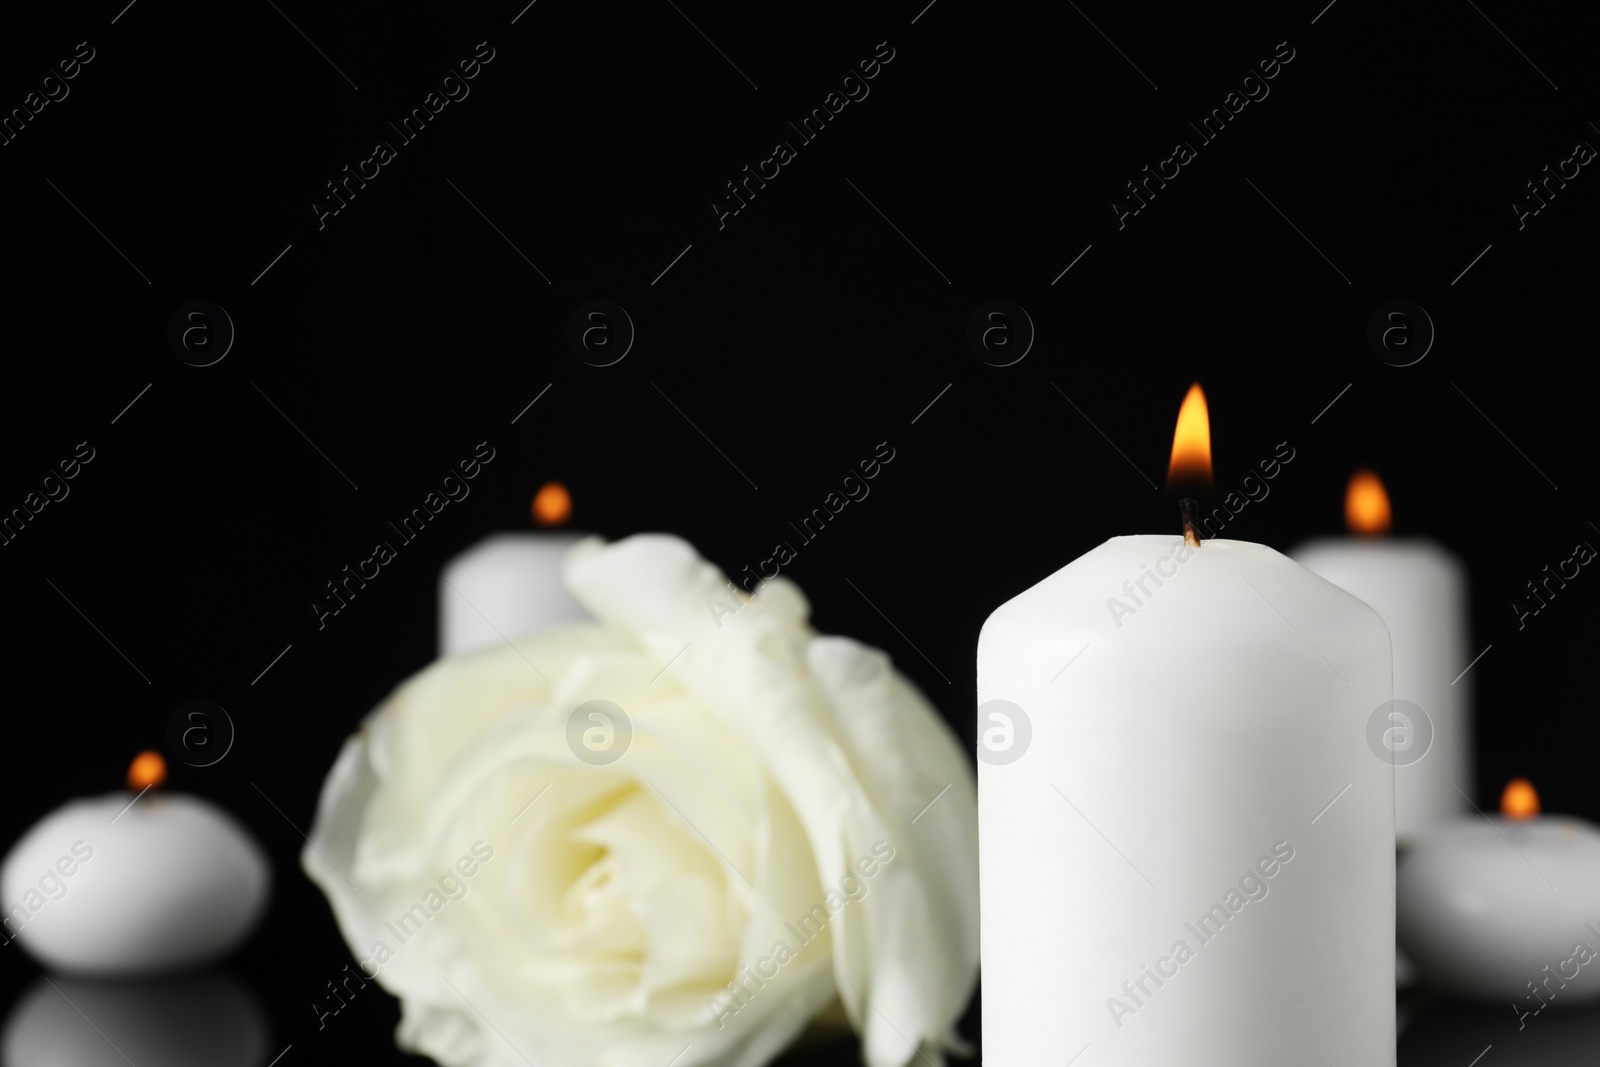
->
[978,536,1395,1066]
[1,793,270,976]
[1292,538,1471,842]
[1398,816,1600,1003]
[438,532,588,656]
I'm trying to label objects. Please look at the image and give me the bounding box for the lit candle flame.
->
[1167,383,1213,490]
[531,482,572,527]
[127,750,167,792]
[1501,778,1540,820]
[1345,470,1392,535]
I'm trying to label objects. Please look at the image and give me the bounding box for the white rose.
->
[303,533,977,1067]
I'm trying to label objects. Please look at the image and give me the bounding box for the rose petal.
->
[807,637,979,1051]
[566,535,977,1065]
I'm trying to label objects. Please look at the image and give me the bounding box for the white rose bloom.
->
[303,533,977,1067]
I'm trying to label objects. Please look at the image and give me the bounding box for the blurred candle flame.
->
[1501,778,1540,820]
[1345,469,1392,535]
[531,482,572,527]
[1166,383,1213,490]
[127,750,166,792]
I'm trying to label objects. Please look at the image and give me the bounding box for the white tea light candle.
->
[1292,470,1472,843]
[0,752,270,977]
[438,481,589,656]
[978,388,1395,1066]
[1398,779,1600,1006]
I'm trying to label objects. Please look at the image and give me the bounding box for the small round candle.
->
[0,752,270,977]
[1398,779,1600,1006]
[438,481,590,656]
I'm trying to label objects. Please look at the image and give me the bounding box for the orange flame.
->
[1501,778,1540,820]
[1166,383,1213,490]
[1345,470,1392,535]
[127,750,166,792]
[531,482,572,527]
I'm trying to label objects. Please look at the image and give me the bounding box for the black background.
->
[1,0,1596,1063]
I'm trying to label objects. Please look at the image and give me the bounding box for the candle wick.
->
[1180,498,1203,548]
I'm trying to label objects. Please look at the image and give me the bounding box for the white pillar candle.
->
[1398,779,1600,1006]
[978,533,1394,1065]
[438,484,589,656]
[1291,471,1472,843]
[0,754,270,976]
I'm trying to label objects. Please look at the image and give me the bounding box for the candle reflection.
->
[1400,999,1600,1066]
[1,970,268,1067]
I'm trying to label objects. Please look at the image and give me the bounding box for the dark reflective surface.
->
[1400,993,1600,1066]
[2,971,269,1067]
[4,968,1581,1067]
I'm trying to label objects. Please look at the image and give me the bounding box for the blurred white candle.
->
[1399,779,1600,1006]
[978,388,1396,1066]
[0,752,270,977]
[1292,470,1472,843]
[438,482,589,656]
